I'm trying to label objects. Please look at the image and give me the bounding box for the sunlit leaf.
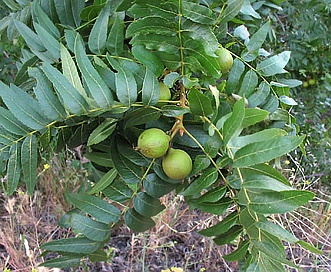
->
[233,136,305,167]
[88,168,118,195]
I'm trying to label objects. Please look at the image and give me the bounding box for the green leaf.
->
[189,197,232,215]
[262,94,279,113]
[219,0,245,23]
[88,3,110,54]
[240,0,261,19]
[297,240,323,255]
[124,208,156,232]
[40,255,81,268]
[75,35,114,109]
[126,16,175,38]
[124,107,161,129]
[257,51,291,76]
[14,56,39,86]
[68,213,110,242]
[181,168,218,196]
[29,67,67,121]
[0,106,30,135]
[233,135,305,168]
[107,55,137,106]
[117,136,151,167]
[226,59,245,93]
[54,0,84,27]
[185,41,221,78]
[41,237,102,254]
[246,258,286,272]
[161,105,190,117]
[242,108,269,128]
[241,21,270,62]
[213,225,243,246]
[182,1,215,25]
[6,142,21,195]
[13,20,46,52]
[142,68,160,106]
[103,178,133,202]
[247,190,315,214]
[255,221,298,243]
[132,45,164,77]
[0,127,17,145]
[187,88,213,117]
[183,21,218,57]
[248,81,270,108]
[243,174,293,193]
[253,241,300,269]
[238,70,258,97]
[196,186,227,203]
[41,63,89,115]
[199,212,238,237]
[88,168,118,195]
[190,155,211,176]
[3,0,21,11]
[33,22,60,60]
[223,240,250,261]
[143,173,178,198]
[89,249,109,262]
[111,140,142,183]
[106,13,124,56]
[32,1,60,39]
[133,192,166,217]
[223,98,245,146]
[85,151,114,168]
[67,193,121,224]
[229,128,287,153]
[279,95,298,106]
[60,44,87,99]
[241,163,290,186]
[0,82,50,130]
[87,119,117,146]
[21,135,38,195]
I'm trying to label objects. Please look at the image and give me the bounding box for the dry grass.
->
[0,152,330,272]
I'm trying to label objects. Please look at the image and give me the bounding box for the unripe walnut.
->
[162,148,192,180]
[137,128,170,158]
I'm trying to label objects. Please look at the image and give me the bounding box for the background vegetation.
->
[0,0,330,271]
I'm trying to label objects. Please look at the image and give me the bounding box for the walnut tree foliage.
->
[0,0,322,270]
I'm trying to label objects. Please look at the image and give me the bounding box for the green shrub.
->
[0,0,322,270]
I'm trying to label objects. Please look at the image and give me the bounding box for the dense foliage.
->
[0,0,323,270]
[276,0,331,186]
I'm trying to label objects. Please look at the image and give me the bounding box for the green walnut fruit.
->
[137,128,170,158]
[308,79,316,85]
[157,82,171,106]
[162,148,192,180]
[216,47,233,74]
[303,81,309,88]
